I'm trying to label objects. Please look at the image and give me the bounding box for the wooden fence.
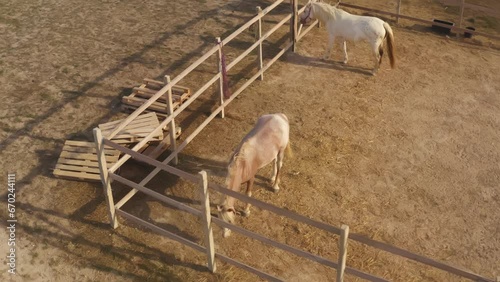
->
[92,0,499,281]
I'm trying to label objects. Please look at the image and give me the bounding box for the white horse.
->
[300,1,395,74]
[217,113,291,237]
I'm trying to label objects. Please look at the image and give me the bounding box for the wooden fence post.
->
[199,170,216,273]
[396,0,402,23]
[164,75,178,165]
[93,128,118,229]
[216,37,225,118]
[290,0,298,52]
[336,224,349,282]
[256,6,264,81]
[459,0,465,29]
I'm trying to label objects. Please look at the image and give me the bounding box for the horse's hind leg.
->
[271,157,278,184]
[371,40,383,75]
[243,177,254,217]
[272,150,285,192]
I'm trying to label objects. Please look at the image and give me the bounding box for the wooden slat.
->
[62,145,118,155]
[99,112,156,129]
[57,158,115,167]
[53,169,101,181]
[55,164,101,174]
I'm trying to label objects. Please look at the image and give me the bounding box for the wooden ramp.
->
[53,141,120,182]
[121,78,191,118]
[99,112,164,144]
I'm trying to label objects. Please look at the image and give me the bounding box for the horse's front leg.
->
[243,177,254,217]
[323,34,335,60]
[341,40,348,64]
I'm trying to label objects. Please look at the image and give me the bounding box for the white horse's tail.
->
[383,22,395,68]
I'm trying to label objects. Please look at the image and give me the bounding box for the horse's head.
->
[217,204,236,238]
[299,3,314,25]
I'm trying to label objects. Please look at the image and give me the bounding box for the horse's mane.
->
[226,142,252,187]
[312,2,344,22]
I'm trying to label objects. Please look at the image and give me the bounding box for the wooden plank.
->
[60,151,115,161]
[55,164,101,174]
[62,145,118,155]
[57,158,116,167]
[53,169,101,181]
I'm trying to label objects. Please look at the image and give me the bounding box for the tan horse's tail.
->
[285,141,293,158]
[383,22,395,69]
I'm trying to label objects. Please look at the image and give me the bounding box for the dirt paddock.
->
[1,0,499,281]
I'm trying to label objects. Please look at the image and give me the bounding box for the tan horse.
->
[217,113,291,237]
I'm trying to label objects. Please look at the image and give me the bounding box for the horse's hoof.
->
[223,228,231,238]
[242,210,251,217]
[273,186,280,193]
[342,60,348,64]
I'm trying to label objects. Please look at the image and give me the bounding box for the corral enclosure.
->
[0,0,499,281]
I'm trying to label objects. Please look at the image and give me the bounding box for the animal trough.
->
[432,19,455,34]
[122,78,191,118]
[464,26,476,38]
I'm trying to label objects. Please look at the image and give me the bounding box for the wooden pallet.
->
[121,78,191,117]
[53,141,120,182]
[99,112,164,144]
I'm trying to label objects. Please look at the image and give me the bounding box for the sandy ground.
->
[1,0,499,281]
